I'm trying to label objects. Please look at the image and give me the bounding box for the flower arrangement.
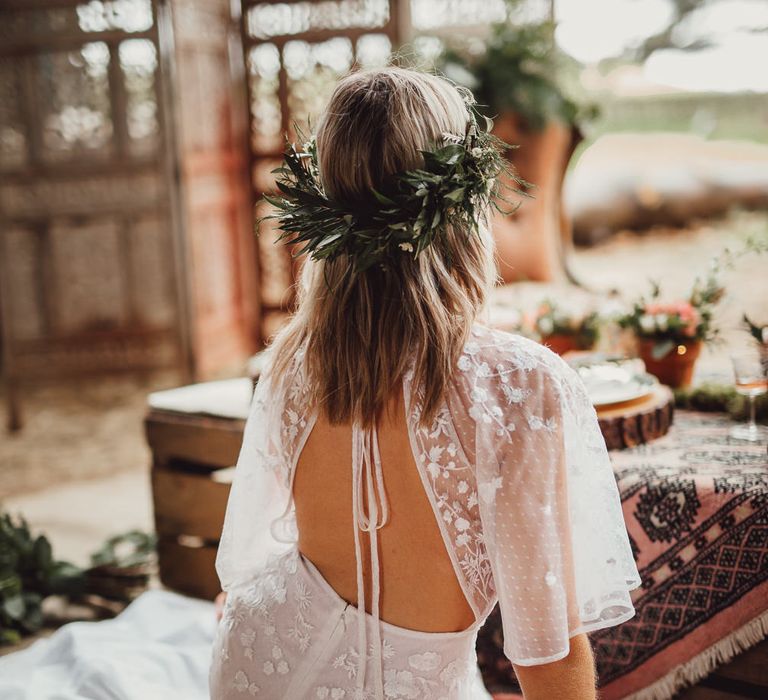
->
[619,275,724,361]
[618,269,724,387]
[533,299,599,354]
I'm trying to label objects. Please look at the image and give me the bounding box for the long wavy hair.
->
[269,67,497,427]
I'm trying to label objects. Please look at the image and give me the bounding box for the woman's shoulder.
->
[464,323,568,380]
[456,323,587,422]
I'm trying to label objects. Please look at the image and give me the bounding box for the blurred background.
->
[0,0,767,693]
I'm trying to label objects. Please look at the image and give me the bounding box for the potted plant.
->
[619,274,724,388]
[0,513,156,646]
[435,2,596,283]
[533,299,599,355]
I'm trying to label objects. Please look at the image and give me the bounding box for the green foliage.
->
[436,13,592,129]
[90,530,157,569]
[0,514,158,646]
[674,383,768,423]
[262,106,525,273]
[0,513,86,644]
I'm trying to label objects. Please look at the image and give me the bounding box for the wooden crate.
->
[146,408,246,600]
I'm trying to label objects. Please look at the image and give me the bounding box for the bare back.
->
[293,386,476,634]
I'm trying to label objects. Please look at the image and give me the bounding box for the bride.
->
[209,67,640,700]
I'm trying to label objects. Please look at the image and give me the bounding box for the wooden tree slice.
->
[596,385,675,450]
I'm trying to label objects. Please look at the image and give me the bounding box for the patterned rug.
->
[478,411,768,700]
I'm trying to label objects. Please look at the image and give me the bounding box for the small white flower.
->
[655,313,669,331]
[454,517,471,531]
[470,387,487,402]
[233,670,260,695]
[538,316,555,335]
[233,671,249,692]
[408,651,443,671]
[465,340,480,355]
[479,476,503,504]
[398,242,414,253]
[440,660,466,689]
[384,669,420,698]
[639,314,655,333]
[471,147,483,158]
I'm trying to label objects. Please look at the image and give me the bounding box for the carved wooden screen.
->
[241,0,404,341]
[0,0,188,427]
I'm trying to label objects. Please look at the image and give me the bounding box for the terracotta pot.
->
[639,339,702,388]
[541,333,582,356]
[491,113,578,283]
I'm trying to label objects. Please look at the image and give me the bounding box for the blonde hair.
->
[269,67,497,427]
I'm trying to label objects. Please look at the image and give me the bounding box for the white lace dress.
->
[209,325,641,699]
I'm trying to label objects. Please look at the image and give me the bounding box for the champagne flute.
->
[730,351,768,441]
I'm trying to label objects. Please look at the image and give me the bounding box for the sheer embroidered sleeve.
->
[215,355,296,592]
[470,329,641,666]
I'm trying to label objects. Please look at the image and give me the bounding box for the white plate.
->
[575,363,658,407]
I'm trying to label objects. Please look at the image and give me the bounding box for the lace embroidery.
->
[407,389,494,615]
[226,549,312,692]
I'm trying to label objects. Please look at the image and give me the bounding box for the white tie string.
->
[351,423,389,700]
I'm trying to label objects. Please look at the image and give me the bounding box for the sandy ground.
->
[0,210,766,569]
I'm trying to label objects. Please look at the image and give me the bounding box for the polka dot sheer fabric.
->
[456,327,642,664]
[214,324,641,687]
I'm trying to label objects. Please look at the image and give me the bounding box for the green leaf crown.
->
[261,98,524,273]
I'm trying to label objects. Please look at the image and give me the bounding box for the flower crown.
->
[262,98,524,273]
